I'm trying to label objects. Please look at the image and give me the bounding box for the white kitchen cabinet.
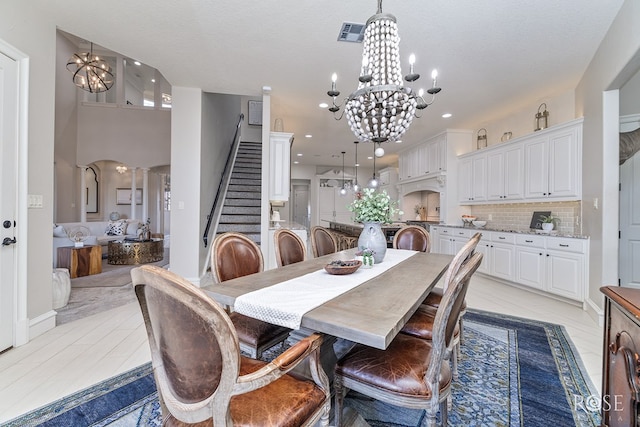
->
[398,132,450,183]
[457,118,582,205]
[524,120,581,200]
[458,154,487,203]
[487,144,524,201]
[432,226,588,304]
[318,185,354,225]
[269,132,293,201]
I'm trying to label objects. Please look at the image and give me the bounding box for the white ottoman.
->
[52,268,71,309]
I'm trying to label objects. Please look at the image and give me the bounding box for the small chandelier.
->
[66,43,114,93]
[327,0,441,144]
[116,165,127,174]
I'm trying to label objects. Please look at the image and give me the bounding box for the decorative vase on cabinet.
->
[358,222,387,263]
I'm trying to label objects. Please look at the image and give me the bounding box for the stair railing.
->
[203,113,244,248]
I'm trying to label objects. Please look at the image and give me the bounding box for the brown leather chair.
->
[212,232,292,358]
[333,252,483,427]
[402,232,482,378]
[132,265,330,427]
[310,226,338,258]
[274,228,307,267]
[392,225,431,252]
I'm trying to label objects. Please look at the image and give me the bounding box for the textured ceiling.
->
[44,0,625,168]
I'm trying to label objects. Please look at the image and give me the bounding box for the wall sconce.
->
[534,103,549,131]
[116,165,127,174]
[476,128,487,150]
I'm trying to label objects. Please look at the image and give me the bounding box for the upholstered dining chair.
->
[212,232,292,358]
[274,228,307,267]
[310,226,338,258]
[402,232,482,378]
[393,225,431,252]
[132,265,330,427]
[334,252,483,427]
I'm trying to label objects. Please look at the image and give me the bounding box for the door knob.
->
[2,237,17,246]
[3,220,12,229]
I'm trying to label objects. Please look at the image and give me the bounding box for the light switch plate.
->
[28,194,43,208]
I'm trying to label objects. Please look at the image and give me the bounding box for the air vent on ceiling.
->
[337,22,365,43]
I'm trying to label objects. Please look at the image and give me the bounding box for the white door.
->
[0,51,18,352]
[620,151,640,287]
[292,185,310,229]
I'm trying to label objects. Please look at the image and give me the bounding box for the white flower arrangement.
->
[348,188,400,224]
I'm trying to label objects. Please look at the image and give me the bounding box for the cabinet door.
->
[548,129,579,198]
[458,158,473,203]
[486,151,505,201]
[475,242,491,275]
[545,250,583,301]
[406,146,420,180]
[471,155,487,201]
[504,144,524,200]
[426,140,440,174]
[515,247,545,290]
[524,136,549,199]
[491,243,515,281]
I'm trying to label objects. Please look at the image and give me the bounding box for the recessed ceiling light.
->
[367,156,373,160]
[134,61,141,66]
[395,139,403,143]
[151,79,156,83]
[305,134,312,138]
[294,161,299,164]
[319,102,329,109]
[442,113,452,118]
[297,153,303,157]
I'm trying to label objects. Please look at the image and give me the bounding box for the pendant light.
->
[353,141,360,192]
[340,151,348,196]
[368,144,379,188]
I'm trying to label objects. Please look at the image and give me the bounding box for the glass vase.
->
[358,222,387,263]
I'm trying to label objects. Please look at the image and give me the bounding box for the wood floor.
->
[0,273,603,423]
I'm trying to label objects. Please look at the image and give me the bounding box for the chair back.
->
[392,225,431,252]
[442,232,482,289]
[310,226,338,257]
[425,252,482,384]
[132,265,240,425]
[212,232,263,283]
[274,228,307,267]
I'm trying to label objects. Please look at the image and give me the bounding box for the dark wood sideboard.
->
[601,286,640,427]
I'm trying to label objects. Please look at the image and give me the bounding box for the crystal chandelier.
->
[327,0,441,144]
[66,42,114,93]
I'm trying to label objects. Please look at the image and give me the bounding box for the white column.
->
[158,173,166,234]
[78,165,87,222]
[130,167,137,220]
[142,168,149,223]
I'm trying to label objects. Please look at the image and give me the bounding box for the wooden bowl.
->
[324,260,362,275]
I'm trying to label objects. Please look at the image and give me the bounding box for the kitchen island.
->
[325,220,406,248]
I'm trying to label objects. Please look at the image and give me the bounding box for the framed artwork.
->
[116,188,142,205]
[248,100,263,125]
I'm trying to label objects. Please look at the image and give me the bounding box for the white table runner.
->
[234,249,418,329]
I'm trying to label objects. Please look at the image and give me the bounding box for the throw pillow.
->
[125,221,140,235]
[105,220,126,236]
[53,224,67,238]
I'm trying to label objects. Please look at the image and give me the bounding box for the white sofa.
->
[52,220,143,267]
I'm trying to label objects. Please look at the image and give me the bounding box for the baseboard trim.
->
[584,297,605,327]
[29,310,57,340]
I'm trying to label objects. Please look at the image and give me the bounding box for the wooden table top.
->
[202,249,453,349]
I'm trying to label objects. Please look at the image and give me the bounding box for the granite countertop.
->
[435,224,589,239]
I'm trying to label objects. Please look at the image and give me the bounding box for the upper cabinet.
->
[457,118,583,205]
[398,133,447,182]
[269,132,293,201]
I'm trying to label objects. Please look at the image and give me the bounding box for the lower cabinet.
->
[432,226,588,303]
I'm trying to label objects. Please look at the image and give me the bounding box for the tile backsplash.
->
[470,201,581,235]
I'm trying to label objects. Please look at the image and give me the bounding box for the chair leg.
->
[458,316,465,344]
[440,398,449,426]
[452,343,459,380]
[334,376,346,427]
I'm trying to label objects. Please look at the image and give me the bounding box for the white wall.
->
[575,0,640,314]
[621,68,640,116]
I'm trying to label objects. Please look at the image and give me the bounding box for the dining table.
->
[202,248,453,350]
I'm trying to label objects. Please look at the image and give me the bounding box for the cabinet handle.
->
[546,254,550,257]
[539,253,543,256]
[525,240,533,243]
[559,244,569,247]
[498,237,505,240]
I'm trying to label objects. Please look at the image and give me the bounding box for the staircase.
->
[216,141,263,245]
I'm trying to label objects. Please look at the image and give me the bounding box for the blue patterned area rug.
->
[2,310,600,427]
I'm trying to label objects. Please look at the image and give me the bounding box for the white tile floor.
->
[0,274,603,423]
